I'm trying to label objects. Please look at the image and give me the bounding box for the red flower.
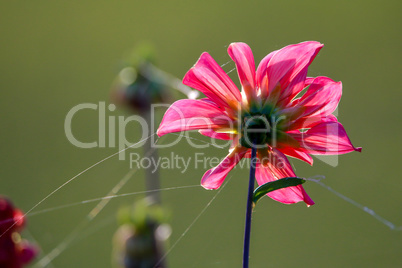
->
[0,196,37,268]
[158,42,361,206]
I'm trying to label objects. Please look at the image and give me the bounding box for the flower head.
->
[111,43,170,113]
[0,196,37,268]
[157,42,361,206]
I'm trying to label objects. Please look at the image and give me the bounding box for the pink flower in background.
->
[158,41,361,206]
[0,196,37,268]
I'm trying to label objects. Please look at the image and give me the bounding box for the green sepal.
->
[253,177,306,206]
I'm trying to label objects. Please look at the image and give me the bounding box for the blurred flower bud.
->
[0,196,38,268]
[113,199,171,268]
[111,42,171,113]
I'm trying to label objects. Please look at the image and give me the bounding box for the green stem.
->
[243,145,257,268]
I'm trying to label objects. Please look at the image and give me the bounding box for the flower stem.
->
[243,145,257,268]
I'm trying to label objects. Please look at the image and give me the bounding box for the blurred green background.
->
[0,0,401,267]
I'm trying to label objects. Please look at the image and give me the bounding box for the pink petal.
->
[256,50,277,99]
[183,52,241,109]
[304,77,315,86]
[228,43,256,100]
[289,122,362,155]
[198,97,225,108]
[297,76,342,118]
[265,41,323,105]
[157,99,234,136]
[277,147,313,165]
[201,147,248,189]
[277,67,309,107]
[199,129,233,140]
[282,76,315,108]
[286,114,338,131]
[255,149,314,206]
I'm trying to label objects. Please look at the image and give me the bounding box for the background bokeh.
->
[0,0,401,267]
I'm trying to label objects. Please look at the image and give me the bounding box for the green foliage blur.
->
[0,1,400,267]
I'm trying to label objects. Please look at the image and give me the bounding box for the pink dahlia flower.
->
[157,41,361,206]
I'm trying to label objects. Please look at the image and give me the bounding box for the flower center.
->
[239,105,285,148]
